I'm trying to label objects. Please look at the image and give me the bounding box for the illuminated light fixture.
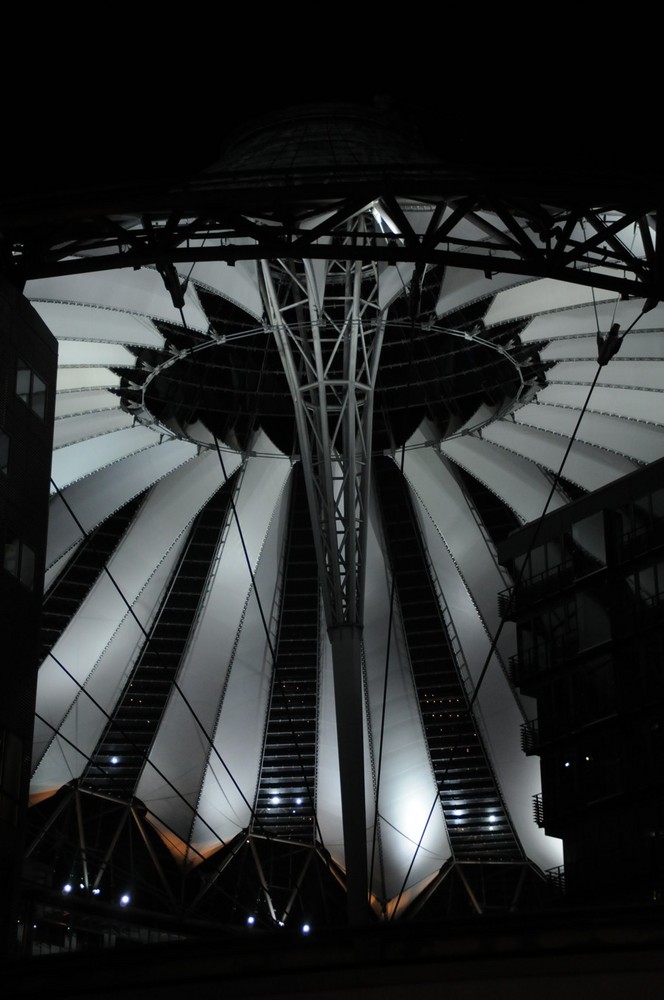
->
[79,883,85,889]
[488,814,497,824]
[295,797,303,805]
[247,915,255,925]
[302,923,311,934]
[92,888,101,896]
[110,756,120,765]
[270,796,281,805]
[62,884,72,894]
[370,203,400,235]
[120,893,131,906]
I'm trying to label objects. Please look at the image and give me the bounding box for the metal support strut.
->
[260,239,386,923]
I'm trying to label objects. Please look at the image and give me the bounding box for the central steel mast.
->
[260,231,387,923]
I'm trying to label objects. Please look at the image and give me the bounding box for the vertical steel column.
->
[327,622,367,923]
[260,247,385,924]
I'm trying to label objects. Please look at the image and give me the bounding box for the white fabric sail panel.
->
[409,487,563,872]
[514,404,664,464]
[437,268,525,318]
[520,301,664,345]
[402,440,511,653]
[53,410,135,449]
[174,259,263,319]
[37,449,226,715]
[136,440,291,856]
[44,550,77,594]
[33,449,230,793]
[25,268,208,332]
[361,503,450,906]
[446,209,512,244]
[56,341,138,368]
[589,214,647,258]
[315,627,345,867]
[540,332,664,363]
[44,444,222,589]
[184,474,293,858]
[483,421,637,491]
[547,359,664,392]
[46,439,200,569]
[56,367,121,392]
[55,389,122,419]
[577,215,648,261]
[438,436,568,524]
[484,276,618,326]
[378,262,415,311]
[537,383,664,426]
[31,538,187,800]
[50,426,158,493]
[28,301,167,348]
[400,203,436,236]
[303,259,327,319]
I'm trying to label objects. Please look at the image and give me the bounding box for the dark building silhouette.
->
[498,458,664,904]
[0,277,57,954]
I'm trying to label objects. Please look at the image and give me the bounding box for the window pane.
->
[3,538,20,577]
[15,366,31,402]
[31,376,46,418]
[15,363,46,420]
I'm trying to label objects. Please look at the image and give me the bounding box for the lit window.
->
[3,535,36,590]
[0,431,8,474]
[16,361,46,419]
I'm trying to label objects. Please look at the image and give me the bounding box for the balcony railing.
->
[546,864,566,895]
[499,560,578,618]
[511,631,579,686]
[533,792,544,827]
[618,519,664,563]
[520,718,539,754]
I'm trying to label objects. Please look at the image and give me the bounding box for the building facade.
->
[0,276,57,954]
[498,459,664,903]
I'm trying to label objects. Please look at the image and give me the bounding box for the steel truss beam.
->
[3,185,662,302]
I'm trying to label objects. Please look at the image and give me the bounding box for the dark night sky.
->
[2,86,644,196]
[1,16,655,202]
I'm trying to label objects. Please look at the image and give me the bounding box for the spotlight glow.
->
[120,894,131,906]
